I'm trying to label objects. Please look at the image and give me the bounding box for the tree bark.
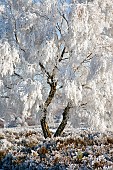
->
[40,81,57,138]
[54,102,72,137]
[40,112,52,138]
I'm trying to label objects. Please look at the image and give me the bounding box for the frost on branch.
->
[0,41,20,76]
[0,0,113,133]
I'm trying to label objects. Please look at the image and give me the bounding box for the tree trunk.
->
[39,62,73,138]
[40,81,57,138]
[54,102,72,137]
[40,113,52,138]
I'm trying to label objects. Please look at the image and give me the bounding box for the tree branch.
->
[13,71,24,80]
[4,84,12,89]
[8,1,26,52]
[58,9,68,25]
[39,62,50,78]
[59,47,66,62]
[74,53,93,72]
[1,96,9,98]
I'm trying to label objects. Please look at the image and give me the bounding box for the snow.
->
[0,127,113,169]
[0,0,113,162]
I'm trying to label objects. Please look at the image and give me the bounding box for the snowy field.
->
[0,126,113,170]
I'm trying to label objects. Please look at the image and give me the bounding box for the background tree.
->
[0,0,113,136]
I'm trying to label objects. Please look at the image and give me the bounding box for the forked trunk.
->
[39,62,72,138]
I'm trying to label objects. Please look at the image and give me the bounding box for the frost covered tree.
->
[0,0,113,137]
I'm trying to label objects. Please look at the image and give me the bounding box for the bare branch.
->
[80,102,87,108]
[74,53,93,72]
[39,62,57,87]
[59,47,66,62]
[58,9,69,28]
[56,23,62,35]
[33,11,50,20]
[4,84,12,89]
[61,57,69,61]
[62,14,68,26]
[39,62,50,78]
[13,71,24,80]
[1,96,9,98]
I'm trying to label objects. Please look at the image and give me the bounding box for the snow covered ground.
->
[0,126,113,170]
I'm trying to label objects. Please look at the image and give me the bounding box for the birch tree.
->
[0,0,113,137]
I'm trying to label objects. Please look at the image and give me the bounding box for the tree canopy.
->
[0,0,113,134]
